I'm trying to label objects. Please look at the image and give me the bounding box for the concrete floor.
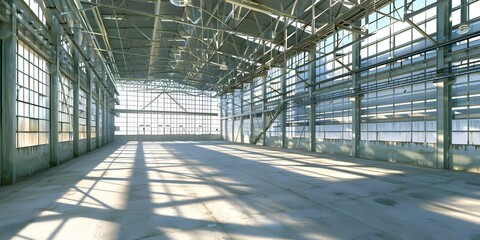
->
[0,141,479,240]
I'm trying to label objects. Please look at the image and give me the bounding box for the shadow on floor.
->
[0,140,479,239]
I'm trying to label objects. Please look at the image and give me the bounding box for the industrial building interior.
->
[1,0,480,239]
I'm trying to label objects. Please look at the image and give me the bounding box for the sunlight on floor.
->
[197,144,404,182]
[421,196,480,225]
[2,141,479,240]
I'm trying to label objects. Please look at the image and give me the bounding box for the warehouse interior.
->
[1,0,480,239]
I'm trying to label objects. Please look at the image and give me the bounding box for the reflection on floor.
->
[1,141,479,240]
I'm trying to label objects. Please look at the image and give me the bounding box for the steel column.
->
[231,92,235,141]
[309,51,316,152]
[95,85,100,148]
[49,21,60,166]
[220,95,224,139]
[72,27,80,157]
[239,88,244,143]
[351,30,362,158]
[436,0,453,169]
[223,96,228,140]
[86,63,92,152]
[1,2,17,185]
[103,90,107,146]
[249,82,254,144]
[261,75,267,146]
[280,67,287,148]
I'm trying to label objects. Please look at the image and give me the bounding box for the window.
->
[24,0,46,25]
[59,75,73,142]
[16,41,50,148]
[79,89,87,140]
[91,99,96,139]
[115,82,220,136]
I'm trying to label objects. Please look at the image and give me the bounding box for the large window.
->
[59,75,73,142]
[79,89,87,140]
[452,60,480,145]
[286,52,310,141]
[91,99,96,139]
[115,82,220,135]
[98,101,103,140]
[16,41,50,148]
[23,0,46,25]
[358,0,438,144]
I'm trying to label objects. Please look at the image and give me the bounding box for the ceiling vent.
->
[170,0,189,7]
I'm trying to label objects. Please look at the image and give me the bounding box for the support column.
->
[105,109,108,144]
[351,31,362,158]
[461,0,468,23]
[309,51,316,152]
[249,82,254,144]
[261,75,267,146]
[103,90,107,146]
[105,107,109,144]
[239,88,244,143]
[95,78,101,148]
[49,21,60,166]
[436,0,453,169]
[220,95,224,139]
[231,92,235,141]
[72,29,80,157]
[72,82,79,157]
[222,95,228,140]
[109,107,113,143]
[1,2,17,185]
[111,109,115,143]
[112,109,115,143]
[86,65,92,152]
[280,67,287,148]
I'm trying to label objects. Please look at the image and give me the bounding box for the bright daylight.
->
[0,0,479,239]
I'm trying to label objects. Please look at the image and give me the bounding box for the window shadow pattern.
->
[0,141,479,239]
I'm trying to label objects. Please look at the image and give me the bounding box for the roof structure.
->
[77,0,392,92]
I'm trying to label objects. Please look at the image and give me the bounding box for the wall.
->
[219,1,480,174]
[58,142,74,164]
[0,1,117,185]
[115,134,222,142]
[14,138,114,180]
[16,145,50,179]
[451,145,480,173]
[359,141,437,168]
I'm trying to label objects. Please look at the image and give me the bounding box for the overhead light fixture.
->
[457,24,470,35]
[102,15,124,20]
[170,0,189,7]
[220,61,228,70]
